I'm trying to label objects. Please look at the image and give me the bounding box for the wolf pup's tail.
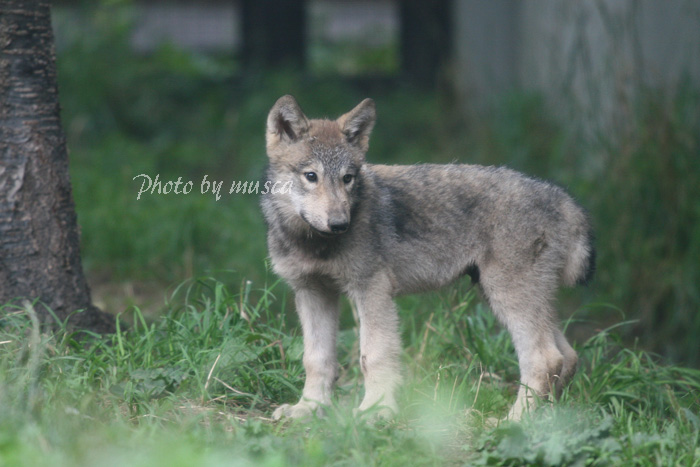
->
[562,217,596,287]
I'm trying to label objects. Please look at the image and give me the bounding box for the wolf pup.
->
[261,95,594,421]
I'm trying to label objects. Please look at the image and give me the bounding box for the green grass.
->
[1,279,699,466]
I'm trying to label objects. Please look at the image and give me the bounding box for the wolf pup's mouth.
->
[301,213,345,238]
[309,224,345,238]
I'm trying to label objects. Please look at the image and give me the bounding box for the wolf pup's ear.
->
[266,95,310,147]
[337,98,376,151]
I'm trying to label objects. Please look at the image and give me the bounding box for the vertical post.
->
[399,0,453,87]
[241,0,307,69]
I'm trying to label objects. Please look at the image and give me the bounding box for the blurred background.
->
[51,0,700,366]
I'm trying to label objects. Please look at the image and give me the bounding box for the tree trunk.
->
[0,1,114,332]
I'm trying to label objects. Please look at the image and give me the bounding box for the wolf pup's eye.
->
[304,172,318,182]
[342,174,354,184]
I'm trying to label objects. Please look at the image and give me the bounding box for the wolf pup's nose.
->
[329,222,349,234]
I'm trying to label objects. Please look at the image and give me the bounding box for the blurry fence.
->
[453,0,700,133]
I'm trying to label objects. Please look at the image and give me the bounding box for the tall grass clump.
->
[0,278,299,465]
[592,85,700,366]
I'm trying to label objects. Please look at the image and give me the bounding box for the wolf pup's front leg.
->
[351,275,403,419]
[272,285,340,420]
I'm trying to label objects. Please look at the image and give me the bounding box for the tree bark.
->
[0,1,114,332]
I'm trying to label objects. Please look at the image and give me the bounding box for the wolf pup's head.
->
[265,95,375,237]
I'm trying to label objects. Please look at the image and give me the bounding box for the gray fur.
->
[261,95,595,421]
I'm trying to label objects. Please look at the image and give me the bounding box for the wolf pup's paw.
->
[272,401,322,421]
[353,404,396,422]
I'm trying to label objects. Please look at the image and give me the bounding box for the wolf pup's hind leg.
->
[479,272,574,420]
[272,284,340,420]
[553,328,579,396]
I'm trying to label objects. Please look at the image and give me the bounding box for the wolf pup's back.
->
[362,163,595,295]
